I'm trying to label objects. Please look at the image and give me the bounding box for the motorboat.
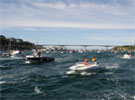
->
[11,50,21,55]
[123,54,131,59]
[78,50,83,53]
[26,55,55,63]
[69,50,75,54]
[69,62,105,71]
[11,50,21,57]
[67,62,105,75]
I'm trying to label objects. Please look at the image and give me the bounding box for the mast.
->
[8,38,11,54]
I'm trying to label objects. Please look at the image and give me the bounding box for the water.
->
[0,51,135,100]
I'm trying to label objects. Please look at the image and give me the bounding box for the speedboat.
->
[11,50,21,57]
[26,55,55,63]
[78,50,83,53]
[12,50,21,55]
[69,62,105,71]
[67,62,105,75]
[123,54,131,59]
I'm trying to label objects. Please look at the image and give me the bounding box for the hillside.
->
[0,35,36,50]
[112,45,135,51]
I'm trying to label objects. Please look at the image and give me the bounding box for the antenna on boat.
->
[8,38,11,53]
[36,36,39,49]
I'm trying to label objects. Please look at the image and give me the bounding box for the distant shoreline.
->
[112,45,135,51]
[1,35,135,51]
[0,35,36,50]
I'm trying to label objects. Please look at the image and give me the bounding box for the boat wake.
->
[34,86,42,94]
[0,81,7,85]
[66,70,96,76]
[106,63,119,69]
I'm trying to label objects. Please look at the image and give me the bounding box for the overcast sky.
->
[0,0,135,45]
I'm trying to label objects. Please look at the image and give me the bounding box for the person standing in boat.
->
[35,50,41,57]
[37,51,41,57]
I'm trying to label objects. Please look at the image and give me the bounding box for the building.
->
[16,39,23,43]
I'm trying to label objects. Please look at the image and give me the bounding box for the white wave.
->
[0,81,6,84]
[80,72,96,76]
[106,64,119,69]
[104,72,114,75]
[133,96,135,99]
[25,61,31,64]
[0,65,5,67]
[66,70,76,75]
[1,57,24,61]
[34,86,42,94]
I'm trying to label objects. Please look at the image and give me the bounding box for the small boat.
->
[11,50,22,57]
[67,62,105,75]
[69,62,105,71]
[12,50,21,55]
[123,54,131,59]
[69,50,75,54]
[26,55,55,63]
[78,50,83,53]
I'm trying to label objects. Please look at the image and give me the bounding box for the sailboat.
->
[2,38,11,57]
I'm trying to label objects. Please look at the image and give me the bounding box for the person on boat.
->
[129,53,132,56]
[34,50,41,57]
[92,57,98,64]
[92,57,96,62]
[83,58,90,65]
[37,51,41,57]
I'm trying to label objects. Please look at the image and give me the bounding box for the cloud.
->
[87,35,135,44]
[32,2,67,10]
[1,20,134,29]
[0,0,134,29]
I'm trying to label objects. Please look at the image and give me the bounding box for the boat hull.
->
[26,56,55,63]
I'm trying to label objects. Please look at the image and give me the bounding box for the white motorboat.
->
[12,50,21,55]
[11,50,21,57]
[69,62,105,71]
[123,54,131,59]
[67,62,105,75]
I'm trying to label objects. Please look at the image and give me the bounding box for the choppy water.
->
[0,51,135,100]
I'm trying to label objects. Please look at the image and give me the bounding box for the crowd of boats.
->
[1,49,134,74]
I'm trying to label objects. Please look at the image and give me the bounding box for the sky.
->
[0,0,135,46]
